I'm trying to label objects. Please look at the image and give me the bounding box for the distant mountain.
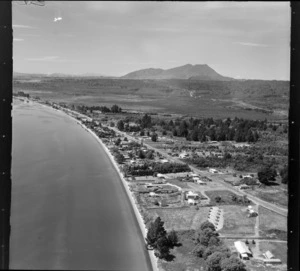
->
[13,71,114,78]
[122,64,233,81]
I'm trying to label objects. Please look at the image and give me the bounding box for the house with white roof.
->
[234,241,252,260]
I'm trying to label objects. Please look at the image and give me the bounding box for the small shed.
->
[263,251,275,259]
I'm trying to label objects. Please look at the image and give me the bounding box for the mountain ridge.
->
[121,64,233,81]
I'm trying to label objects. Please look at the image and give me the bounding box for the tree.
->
[146,217,167,249]
[141,114,152,129]
[224,152,232,160]
[138,149,146,159]
[280,165,288,184]
[140,130,145,136]
[115,138,121,146]
[206,252,228,271]
[215,196,222,203]
[145,150,154,159]
[111,104,122,113]
[167,229,178,247]
[178,120,189,137]
[203,245,231,260]
[156,236,171,259]
[192,244,206,257]
[197,228,219,247]
[220,256,247,271]
[258,166,277,184]
[200,221,216,232]
[115,153,125,164]
[117,120,124,131]
[151,133,158,142]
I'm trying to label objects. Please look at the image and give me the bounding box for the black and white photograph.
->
[0,1,294,271]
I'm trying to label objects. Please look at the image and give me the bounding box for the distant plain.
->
[13,76,289,121]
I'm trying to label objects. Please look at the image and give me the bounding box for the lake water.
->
[10,100,151,270]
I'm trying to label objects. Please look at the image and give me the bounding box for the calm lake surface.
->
[10,100,151,270]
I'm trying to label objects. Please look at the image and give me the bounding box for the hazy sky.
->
[13,1,290,80]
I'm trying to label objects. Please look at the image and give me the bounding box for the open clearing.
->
[259,241,287,264]
[247,188,288,207]
[145,207,210,231]
[219,205,256,235]
[258,206,287,240]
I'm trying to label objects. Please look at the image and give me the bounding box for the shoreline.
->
[16,98,159,271]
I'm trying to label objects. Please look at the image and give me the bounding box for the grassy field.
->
[247,188,288,207]
[259,241,287,264]
[145,206,210,231]
[167,179,191,189]
[258,206,287,240]
[219,205,256,235]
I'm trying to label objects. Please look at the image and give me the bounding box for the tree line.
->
[123,162,190,176]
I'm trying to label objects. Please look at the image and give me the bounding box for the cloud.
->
[25,56,79,63]
[26,56,61,62]
[13,24,36,29]
[85,2,137,13]
[13,38,24,42]
[234,42,271,47]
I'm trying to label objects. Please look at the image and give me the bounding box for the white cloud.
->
[13,24,36,29]
[13,38,24,42]
[26,56,61,61]
[25,56,80,63]
[234,42,270,47]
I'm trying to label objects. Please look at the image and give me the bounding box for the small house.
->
[234,241,252,260]
[157,173,165,179]
[179,152,189,159]
[209,168,218,174]
[185,191,199,205]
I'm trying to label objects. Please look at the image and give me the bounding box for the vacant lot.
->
[219,205,256,235]
[258,206,287,240]
[145,206,210,231]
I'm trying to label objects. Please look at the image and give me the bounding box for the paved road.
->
[11,102,152,270]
